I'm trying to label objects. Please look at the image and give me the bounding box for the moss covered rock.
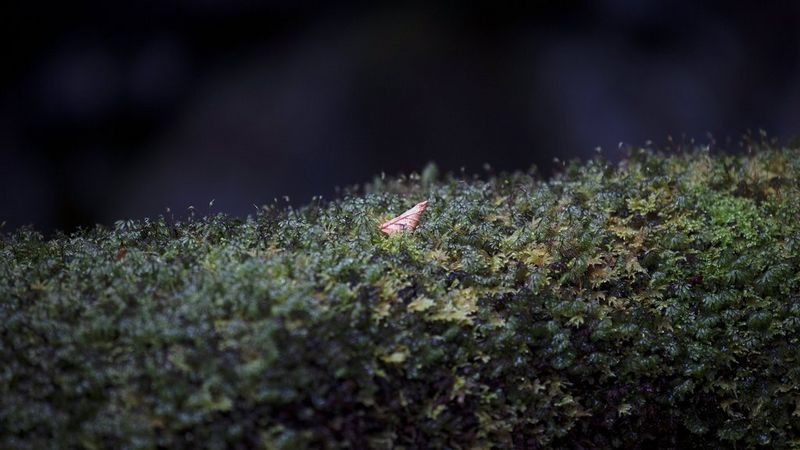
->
[2,146,800,448]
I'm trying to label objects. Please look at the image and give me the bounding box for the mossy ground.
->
[2,144,800,448]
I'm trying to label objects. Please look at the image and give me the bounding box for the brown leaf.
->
[380,200,428,235]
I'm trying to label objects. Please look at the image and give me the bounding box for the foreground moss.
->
[2,147,800,448]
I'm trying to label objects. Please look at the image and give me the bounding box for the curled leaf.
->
[380,201,428,235]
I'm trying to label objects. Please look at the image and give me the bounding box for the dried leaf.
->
[380,200,428,235]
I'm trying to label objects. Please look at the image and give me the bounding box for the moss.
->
[2,145,800,448]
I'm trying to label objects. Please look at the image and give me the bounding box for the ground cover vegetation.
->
[2,142,800,448]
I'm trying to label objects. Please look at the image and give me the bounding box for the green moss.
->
[2,145,800,448]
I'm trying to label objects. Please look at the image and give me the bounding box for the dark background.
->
[2,1,799,233]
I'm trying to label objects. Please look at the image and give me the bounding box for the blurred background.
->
[2,1,799,233]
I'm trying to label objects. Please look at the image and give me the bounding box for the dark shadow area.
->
[1,1,799,232]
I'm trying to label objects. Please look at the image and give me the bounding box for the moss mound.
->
[2,146,800,448]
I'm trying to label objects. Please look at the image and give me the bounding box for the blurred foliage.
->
[2,144,800,449]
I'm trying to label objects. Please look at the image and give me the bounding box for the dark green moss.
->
[2,145,800,448]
